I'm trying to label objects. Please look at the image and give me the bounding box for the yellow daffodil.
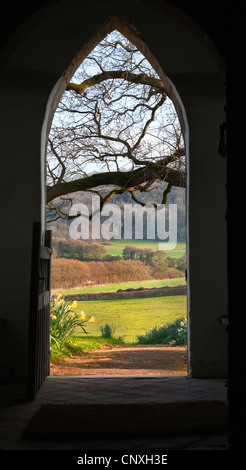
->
[71,301,78,309]
[51,314,57,320]
[56,293,62,299]
[80,312,86,320]
[89,316,95,323]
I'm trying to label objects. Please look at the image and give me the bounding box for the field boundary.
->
[63,284,187,301]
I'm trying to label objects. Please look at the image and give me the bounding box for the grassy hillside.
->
[104,240,186,258]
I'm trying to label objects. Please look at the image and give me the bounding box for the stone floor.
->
[0,374,228,450]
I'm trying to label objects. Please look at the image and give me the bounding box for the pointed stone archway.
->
[43,17,190,380]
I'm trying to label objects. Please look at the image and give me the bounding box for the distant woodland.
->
[48,185,186,289]
[48,184,186,241]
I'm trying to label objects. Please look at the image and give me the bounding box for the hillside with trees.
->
[46,30,187,290]
[51,256,184,290]
[48,183,186,242]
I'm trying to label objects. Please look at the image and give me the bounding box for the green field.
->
[58,277,186,296]
[73,295,187,343]
[105,239,186,258]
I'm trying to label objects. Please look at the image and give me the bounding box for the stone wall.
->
[64,285,187,302]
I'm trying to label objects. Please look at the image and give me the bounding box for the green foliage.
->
[50,294,95,348]
[99,323,116,338]
[53,238,107,261]
[175,254,186,272]
[136,317,187,346]
[123,245,155,263]
[122,244,186,278]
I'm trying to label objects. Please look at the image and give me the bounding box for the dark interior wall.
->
[0,0,227,56]
[0,0,229,392]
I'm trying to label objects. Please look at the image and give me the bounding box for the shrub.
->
[51,258,151,289]
[136,317,187,346]
[99,323,116,339]
[50,294,95,348]
[176,254,186,272]
[53,237,107,260]
[51,258,91,289]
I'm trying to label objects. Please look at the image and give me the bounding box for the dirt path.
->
[50,344,187,375]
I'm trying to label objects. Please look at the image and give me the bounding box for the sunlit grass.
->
[72,295,187,343]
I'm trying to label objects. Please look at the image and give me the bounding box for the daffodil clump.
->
[136,317,187,346]
[50,294,95,349]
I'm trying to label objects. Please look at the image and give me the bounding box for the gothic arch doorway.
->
[42,17,190,381]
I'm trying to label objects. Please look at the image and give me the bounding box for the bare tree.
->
[47,30,185,220]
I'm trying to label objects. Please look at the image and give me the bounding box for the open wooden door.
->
[28,222,52,401]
